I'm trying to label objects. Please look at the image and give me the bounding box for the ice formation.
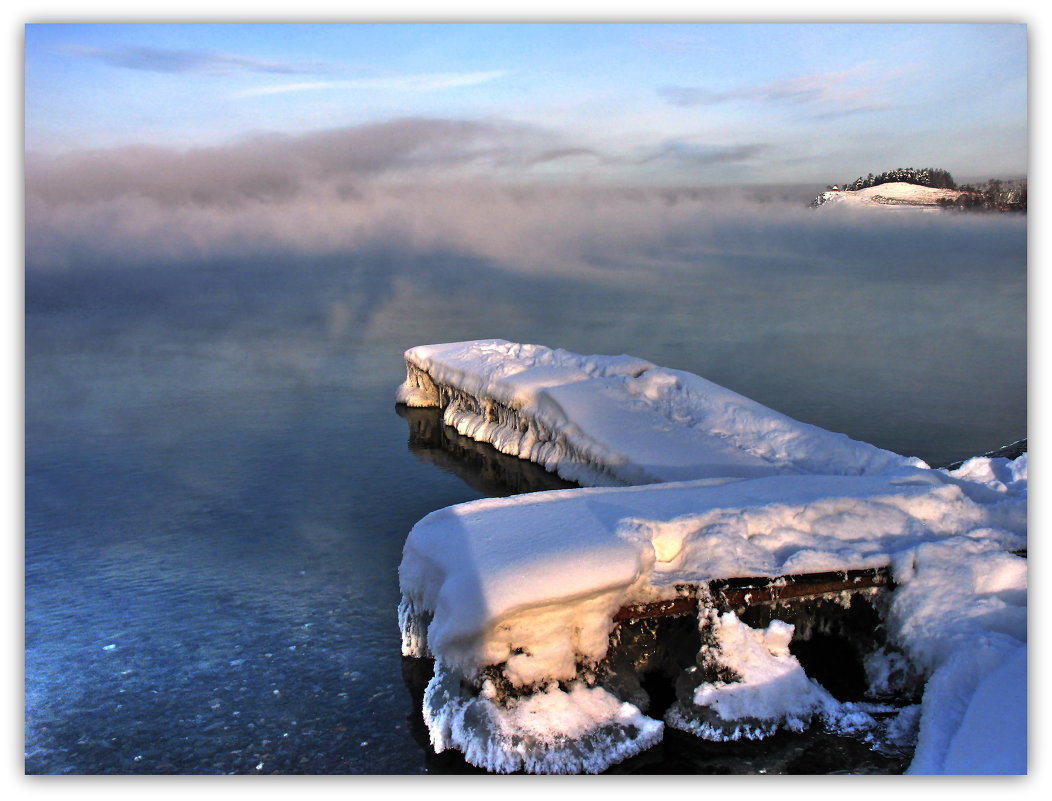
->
[423,660,663,774]
[395,341,1027,774]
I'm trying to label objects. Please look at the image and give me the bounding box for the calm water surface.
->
[25,208,1026,773]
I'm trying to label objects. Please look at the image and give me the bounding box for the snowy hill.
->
[811,182,967,211]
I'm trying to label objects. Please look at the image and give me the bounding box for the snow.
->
[396,341,1027,774]
[665,611,838,741]
[812,182,967,211]
[941,646,1026,774]
[400,465,1025,772]
[882,532,1028,775]
[399,468,1025,678]
[398,339,924,486]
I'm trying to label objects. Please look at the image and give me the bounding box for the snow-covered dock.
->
[395,341,1027,774]
[396,339,923,487]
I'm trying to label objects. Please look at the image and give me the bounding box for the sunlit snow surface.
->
[397,341,1027,774]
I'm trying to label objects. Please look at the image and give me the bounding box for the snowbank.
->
[397,339,924,486]
[881,482,1028,775]
[396,342,1027,774]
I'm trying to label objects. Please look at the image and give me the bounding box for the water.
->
[24,201,1026,773]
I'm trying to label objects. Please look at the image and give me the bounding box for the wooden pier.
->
[613,566,894,623]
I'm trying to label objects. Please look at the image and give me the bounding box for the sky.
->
[24,22,1028,186]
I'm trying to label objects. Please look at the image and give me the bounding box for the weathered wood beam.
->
[613,548,1026,623]
[614,566,893,622]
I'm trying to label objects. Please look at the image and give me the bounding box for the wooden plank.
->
[613,549,1025,623]
[613,566,892,622]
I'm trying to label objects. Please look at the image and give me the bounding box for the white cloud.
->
[234,70,508,99]
[234,81,336,98]
[345,70,508,91]
[63,44,333,76]
[659,63,903,119]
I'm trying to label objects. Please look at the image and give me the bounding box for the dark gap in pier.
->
[732,593,887,703]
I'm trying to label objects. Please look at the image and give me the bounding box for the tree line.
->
[936,178,1026,212]
[831,166,958,192]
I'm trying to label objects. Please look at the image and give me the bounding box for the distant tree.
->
[933,177,1025,213]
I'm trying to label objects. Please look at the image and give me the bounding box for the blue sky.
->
[25,22,1027,184]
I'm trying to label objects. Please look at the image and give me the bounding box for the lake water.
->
[24,199,1026,774]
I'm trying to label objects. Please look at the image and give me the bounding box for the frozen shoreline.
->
[396,340,1027,774]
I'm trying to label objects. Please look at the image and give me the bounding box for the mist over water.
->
[25,190,1025,773]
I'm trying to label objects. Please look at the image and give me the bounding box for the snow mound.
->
[397,339,924,486]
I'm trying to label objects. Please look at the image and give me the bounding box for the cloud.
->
[25,116,776,216]
[521,147,605,167]
[234,81,336,98]
[25,117,558,207]
[637,141,769,167]
[659,65,893,118]
[343,71,508,92]
[62,44,332,76]
[233,70,508,99]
